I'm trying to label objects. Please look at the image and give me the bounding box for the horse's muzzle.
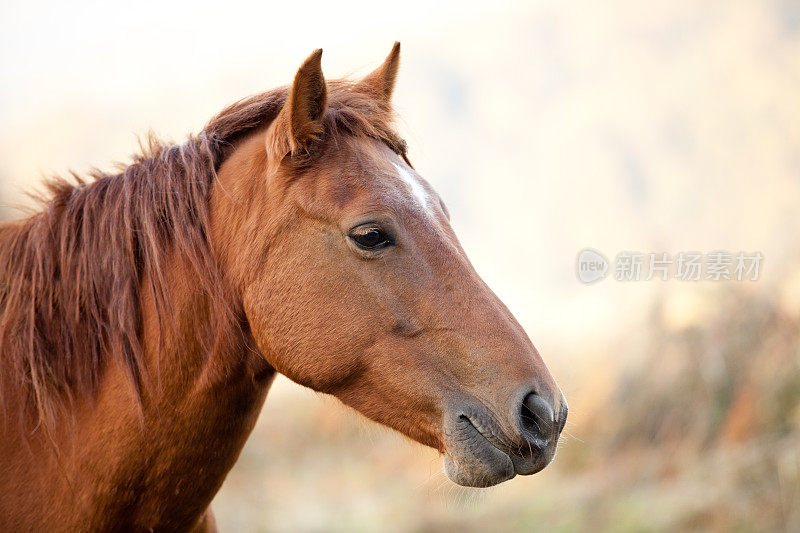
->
[442,387,567,487]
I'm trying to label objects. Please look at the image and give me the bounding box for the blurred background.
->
[2,0,799,530]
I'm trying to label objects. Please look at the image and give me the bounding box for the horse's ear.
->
[356,42,401,102]
[268,48,328,161]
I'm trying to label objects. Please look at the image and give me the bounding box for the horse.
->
[0,43,567,531]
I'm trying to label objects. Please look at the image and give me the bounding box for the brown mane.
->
[0,79,406,431]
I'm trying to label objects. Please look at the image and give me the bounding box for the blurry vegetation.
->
[603,288,800,450]
[546,284,800,532]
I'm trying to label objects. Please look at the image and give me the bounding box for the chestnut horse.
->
[0,44,566,531]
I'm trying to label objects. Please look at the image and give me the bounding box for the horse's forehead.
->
[312,141,433,214]
[391,162,430,211]
[365,163,434,219]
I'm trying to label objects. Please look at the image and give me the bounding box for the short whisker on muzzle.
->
[520,412,544,437]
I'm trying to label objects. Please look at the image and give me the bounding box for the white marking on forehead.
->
[391,162,460,254]
[392,162,429,211]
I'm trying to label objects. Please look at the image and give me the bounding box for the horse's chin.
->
[441,406,556,487]
[442,451,515,488]
[441,413,516,488]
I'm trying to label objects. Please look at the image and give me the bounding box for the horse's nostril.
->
[520,392,555,440]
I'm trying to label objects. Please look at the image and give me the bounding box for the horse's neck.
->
[72,273,275,529]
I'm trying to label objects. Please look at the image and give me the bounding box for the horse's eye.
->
[350,227,392,250]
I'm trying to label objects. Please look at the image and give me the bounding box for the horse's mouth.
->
[442,410,555,488]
